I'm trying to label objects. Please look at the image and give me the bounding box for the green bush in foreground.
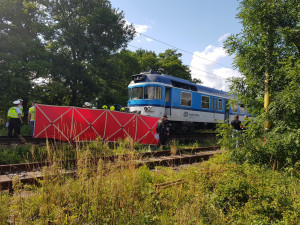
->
[0,152,299,224]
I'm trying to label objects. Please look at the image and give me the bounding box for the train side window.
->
[218,99,223,111]
[144,86,162,99]
[132,87,143,100]
[240,104,245,114]
[232,103,238,113]
[214,98,217,110]
[181,91,191,106]
[201,96,210,109]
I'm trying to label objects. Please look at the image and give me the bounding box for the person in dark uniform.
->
[231,115,241,131]
[231,115,241,147]
[156,115,170,149]
[7,100,23,137]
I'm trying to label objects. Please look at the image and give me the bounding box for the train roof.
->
[130,71,230,98]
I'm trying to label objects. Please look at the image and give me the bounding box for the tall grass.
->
[0,139,299,224]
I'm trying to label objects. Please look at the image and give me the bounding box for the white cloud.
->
[124,19,151,34]
[218,33,231,44]
[190,35,241,92]
[134,24,151,34]
[145,37,152,42]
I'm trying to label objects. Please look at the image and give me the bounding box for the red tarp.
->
[34,104,159,145]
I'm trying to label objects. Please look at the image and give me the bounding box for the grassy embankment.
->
[0,139,299,224]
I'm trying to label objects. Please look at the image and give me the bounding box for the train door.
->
[212,97,218,112]
[212,97,218,119]
[165,87,172,115]
[225,99,229,122]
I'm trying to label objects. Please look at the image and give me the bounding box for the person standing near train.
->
[156,115,170,149]
[7,100,23,137]
[231,115,242,147]
[28,101,36,136]
[17,99,24,117]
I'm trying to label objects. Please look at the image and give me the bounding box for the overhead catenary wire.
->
[127,44,232,81]
[139,33,235,70]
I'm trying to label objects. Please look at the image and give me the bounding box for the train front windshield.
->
[144,86,162,99]
[132,87,143,99]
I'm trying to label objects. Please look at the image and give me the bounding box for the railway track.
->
[0,136,48,145]
[0,132,218,146]
[0,146,221,190]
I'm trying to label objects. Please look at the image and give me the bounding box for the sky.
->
[110,0,243,91]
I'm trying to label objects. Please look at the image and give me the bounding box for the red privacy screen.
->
[33,104,159,145]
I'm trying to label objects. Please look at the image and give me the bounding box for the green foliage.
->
[224,0,299,114]
[0,145,33,164]
[0,193,10,224]
[1,150,298,224]
[0,0,51,120]
[222,0,300,169]
[0,0,135,112]
[45,0,135,106]
[218,112,300,169]
[210,161,299,224]
[134,48,193,80]
[158,49,192,81]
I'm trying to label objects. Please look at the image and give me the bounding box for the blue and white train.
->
[127,71,250,130]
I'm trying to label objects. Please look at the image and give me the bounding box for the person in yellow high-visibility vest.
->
[17,99,24,117]
[28,101,36,136]
[7,100,23,137]
[110,105,115,111]
[102,105,108,109]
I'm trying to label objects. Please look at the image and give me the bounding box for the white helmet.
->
[13,100,21,105]
[83,102,91,107]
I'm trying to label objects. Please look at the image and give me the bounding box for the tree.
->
[158,49,192,81]
[46,0,135,106]
[133,49,192,80]
[0,0,50,121]
[104,50,141,106]
[191,78,202,85]
[224,0,299,114]
[222,0,300,168]
[135,49,160,72]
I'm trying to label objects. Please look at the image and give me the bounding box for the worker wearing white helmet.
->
[17,99,24,117]
[83,102,92,108]
[7,100,23,137]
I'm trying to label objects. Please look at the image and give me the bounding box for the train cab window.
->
[144,86,162,99]
[240,104,246,114]
[218,99,223,111]
[232,104,238,113]
[201,96,210,109]
[132,87,143,100]
[181,91,191,106]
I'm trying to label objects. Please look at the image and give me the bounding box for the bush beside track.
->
[0,151,299,224]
